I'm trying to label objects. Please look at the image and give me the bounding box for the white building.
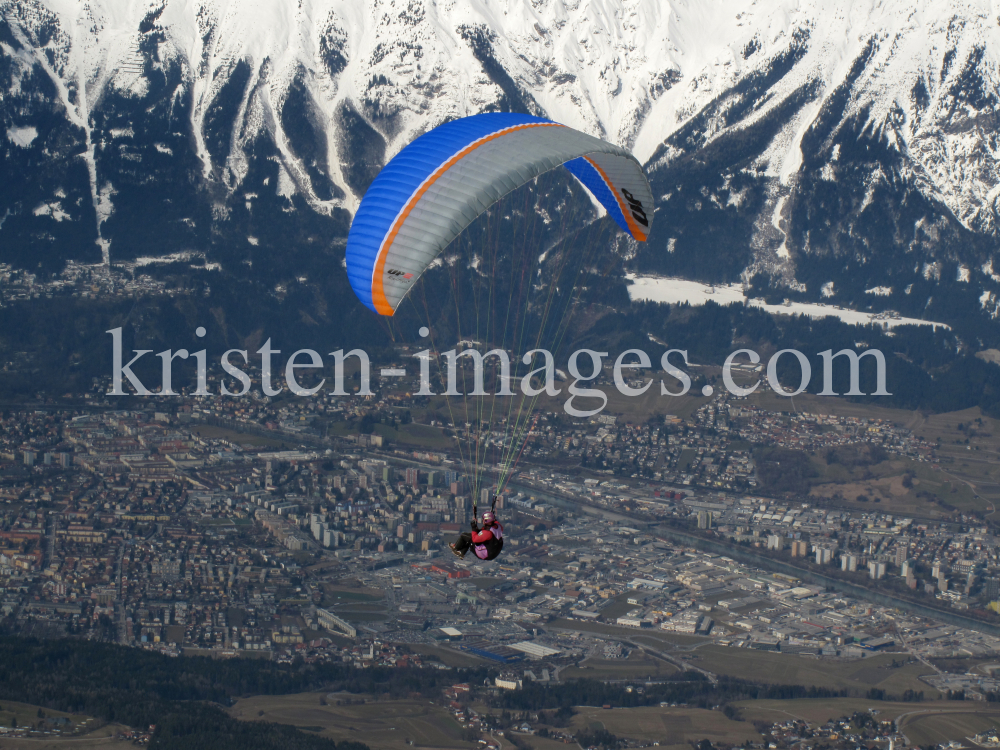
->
[496,675,523,690]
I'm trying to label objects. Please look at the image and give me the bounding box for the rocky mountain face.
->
[2,0,1000,339]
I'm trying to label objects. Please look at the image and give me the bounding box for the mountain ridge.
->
[2,0,1000,334]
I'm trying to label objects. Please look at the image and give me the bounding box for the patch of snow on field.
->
[626,275,745,306]
[746,300,948,330]
[626,274,948,330]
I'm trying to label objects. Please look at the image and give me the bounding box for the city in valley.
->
[6,0,1000,746]
[2,350,1000,748]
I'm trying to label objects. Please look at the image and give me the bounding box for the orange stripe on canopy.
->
[583,155,647,242]
[370,122,564,316]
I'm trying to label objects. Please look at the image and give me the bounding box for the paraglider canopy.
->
[345,112,653,316]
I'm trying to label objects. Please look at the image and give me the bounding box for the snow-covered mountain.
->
[3,0,1000,330]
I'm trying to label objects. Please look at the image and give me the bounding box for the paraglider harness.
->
[451,496,504,561]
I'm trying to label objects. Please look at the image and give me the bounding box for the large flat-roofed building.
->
[508,641,561,659]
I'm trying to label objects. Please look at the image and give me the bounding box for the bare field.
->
[688,647,937,695]
[506,734,580,750]
[230,693,473,750]
[735,697,878,725]
[809,454,982,515]
[569,705,760,747]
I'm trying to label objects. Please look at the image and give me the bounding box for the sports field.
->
[902,709,1000,745]
[0,730,124,750]
[0,700,122,749]
[560,650,680,681]
[406,642,493,668]
[548,618,706,647]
